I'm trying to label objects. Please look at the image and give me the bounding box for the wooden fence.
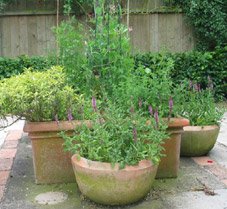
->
[0,14,57,57]
[0,0,195,57]
[127,13,194,53]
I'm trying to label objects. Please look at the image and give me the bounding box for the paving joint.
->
[192,156,227,187]
[0,130,23,201]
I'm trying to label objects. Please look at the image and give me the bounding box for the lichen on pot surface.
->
[181,125,220,157]
[71,155,158,205]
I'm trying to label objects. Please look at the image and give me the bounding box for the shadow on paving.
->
[0,136,226,209]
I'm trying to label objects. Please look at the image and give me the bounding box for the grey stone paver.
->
[0,112,227,209]
[164,189,227,209]
[0,117,25,149]
[217,112,227,147]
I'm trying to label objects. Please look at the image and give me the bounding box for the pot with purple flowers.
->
[0,66,92,184]
[175,81,223,157]
[62,100,168,205]
[148,98,189,178]
[112,62,190,178]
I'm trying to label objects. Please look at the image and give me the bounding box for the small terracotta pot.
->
[71,154,158,206]
[156,118,190,178]
[180,125,220,157]
[24,120,91,184]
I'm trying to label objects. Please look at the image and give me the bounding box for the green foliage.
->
[167,0,227,50]
[134,47,227,100]
[63,0,93,15]
[0,0,9,11]
[62,100,168,168]
[56,1,134,98]
[0,66,90,122]
[55,18,88,90]
[87,0,134,97]
[173,82,224,126]
[0,55,56,79]
[114,53,175,118]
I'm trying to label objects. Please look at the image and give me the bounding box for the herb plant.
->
[56,0,134,98]
[62,99,168,168]
[173,80,224,126]
[113,53,176,118]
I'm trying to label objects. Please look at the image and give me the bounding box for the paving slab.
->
[0,136,226,209]
[164,189,227,209]
[217,112,227,147]
[0,117,25,149]
[0,112,227,209]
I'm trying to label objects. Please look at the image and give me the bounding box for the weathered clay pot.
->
[156,118,190,178]
[71,154,158,206]
[23,120,91,184]
[180,125,220,157]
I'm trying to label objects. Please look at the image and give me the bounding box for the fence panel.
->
[0,0,195,57]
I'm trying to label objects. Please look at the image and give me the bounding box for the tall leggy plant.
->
[86,0,134,97]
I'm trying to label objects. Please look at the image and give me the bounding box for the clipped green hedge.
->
[1,47,226,100]
[134,47,227,100]
[0,55,56,79]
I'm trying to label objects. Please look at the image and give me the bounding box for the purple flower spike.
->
[133,127,137,143]
[67,108,73,121]
[154,110,159,129]
[169,97,173,111]
[148,105,153,116]
[92,96,97,112]
[138,99,142,108]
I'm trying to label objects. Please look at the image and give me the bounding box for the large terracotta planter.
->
[180,125,220,157]
[71,154,158,206]
[156,118,190,178]
[23,120,91,184]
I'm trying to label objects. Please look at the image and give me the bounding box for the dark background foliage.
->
[1,46,226,100]
[0,56,55,79]
[134,47,227,100]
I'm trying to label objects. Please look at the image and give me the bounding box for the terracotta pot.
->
[156,118,190,178]
[71,154,158,206]
[23,120,91,184]
[180,125,220,157]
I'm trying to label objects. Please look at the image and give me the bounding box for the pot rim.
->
[71,154,155,172]
[23,120,92,133]
[183,125,220,131]
[163,117,190,128]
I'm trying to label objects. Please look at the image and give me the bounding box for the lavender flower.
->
[169,97,173,110]
[148,105,153,116]
[154,109,159,129]
[92,96,97,112]
[67,108,73,121]
[168,97,173,121]
[138,99,142,108]
[133,127,137,143]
